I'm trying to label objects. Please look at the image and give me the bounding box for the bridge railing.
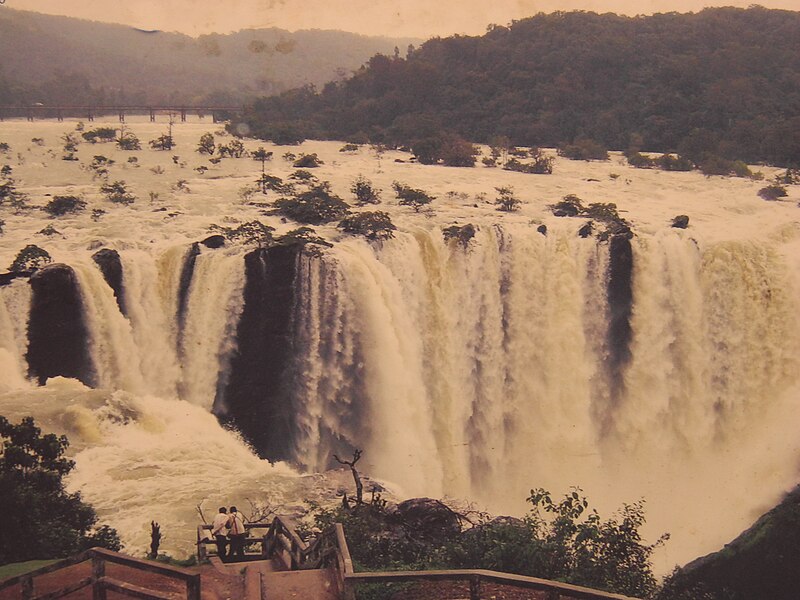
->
[196,523,271,562]
[0,547,200,600]
[258,514,641,600]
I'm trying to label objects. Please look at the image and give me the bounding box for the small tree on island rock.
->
[392,181,435,212]
[197,132,216,155]
[339,211,396,241]
[9,245,52,272]
[495,186,522,212]
[350,175,381,205]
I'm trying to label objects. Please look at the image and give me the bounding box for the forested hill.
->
[0,8,418,106]
[240,7,800,166]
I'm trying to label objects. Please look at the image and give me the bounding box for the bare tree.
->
[334,449,364,506]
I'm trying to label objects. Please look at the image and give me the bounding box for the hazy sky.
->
[7,0,800,38]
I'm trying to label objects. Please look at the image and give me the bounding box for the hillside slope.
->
[0,7,418,106]
[239,7,800,166]
[660,485,800,599]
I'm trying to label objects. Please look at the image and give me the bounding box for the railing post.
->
[92,554,107,600]
[20,575,33,600]
[186,574,201,600]
[290,538,299,570]
[469,575,481,600]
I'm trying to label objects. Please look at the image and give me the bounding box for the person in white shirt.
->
[227,506,247,560]
[211,507,229,561]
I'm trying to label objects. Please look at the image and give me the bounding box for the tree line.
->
[236,7,800,167]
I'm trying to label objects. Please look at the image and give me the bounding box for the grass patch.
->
[0,559,58,580]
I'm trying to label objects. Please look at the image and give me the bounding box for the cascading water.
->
[1,122,798,571]
[288,223,800,567]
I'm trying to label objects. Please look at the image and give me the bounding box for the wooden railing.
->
[0,548,200,600]
[256,515,641,600]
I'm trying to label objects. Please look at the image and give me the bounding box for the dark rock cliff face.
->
[26,263,95,386]
[91,248,125,316]
[214,244,300,461]
[177,243,201,334]
[607,234,633,395]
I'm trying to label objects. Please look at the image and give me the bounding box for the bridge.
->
[0,105,245,123]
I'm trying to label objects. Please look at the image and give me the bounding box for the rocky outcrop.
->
[671,215,690,229]
[214,244,301,461]
[391,498,462,539]
[176,243,201,334]
[26,263,95,386]
[200,234,226,249]
[607,234,633,395]
[91,248,125,315]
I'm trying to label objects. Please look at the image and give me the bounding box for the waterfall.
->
[289,224,800,524]
[0,279,32,389]
[3,223,799,567]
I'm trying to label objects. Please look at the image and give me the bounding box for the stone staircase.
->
[210,557,339,600]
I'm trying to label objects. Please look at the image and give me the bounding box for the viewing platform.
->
[0,518,643,600]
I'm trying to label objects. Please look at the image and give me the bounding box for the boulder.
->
[26,263,95,386]
[578,222,593,238]
[91,248,125,315]
[201,234,226,249]
[393,498,461,538]
[672,215,690,229]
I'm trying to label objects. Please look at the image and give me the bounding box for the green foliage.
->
[210,220,274,246]
[550,194,584,217]
[699,155,753,178]
[43,195,87,217]
[0,142,9,153]
[0,416,120,565]
[100,180,135,205]
[439,135,479,167]
[338,211,396,241]
[758,184,788,201]
[149,134,174,151]
[582,202,623,223]
[0,176,27,211]
[240,8,800,167]
[9,245,51,272]
[197,133,216,155]
[273,226,333,251]
[273,184,350,224]
[293,153,323,168]
[655,485,800,600]
[307,487,662,599]
[629,152,694,171]
[503,154,554,174]
[558,138,609,161]
[37,225,60,237]
[289,169,318,183]
[218,139,246,158]
[495,186,522,212]
[117,132,141,151]
[774,168,800,185]
[251,147,273,166]
[89,155,114,179]
[351,175,381,205]
[411,132,478,167]
[392,181,435,212]
[257,174,294,195]
[81,127,117,143]
[442,223,476,248]
[340,143,361,153]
